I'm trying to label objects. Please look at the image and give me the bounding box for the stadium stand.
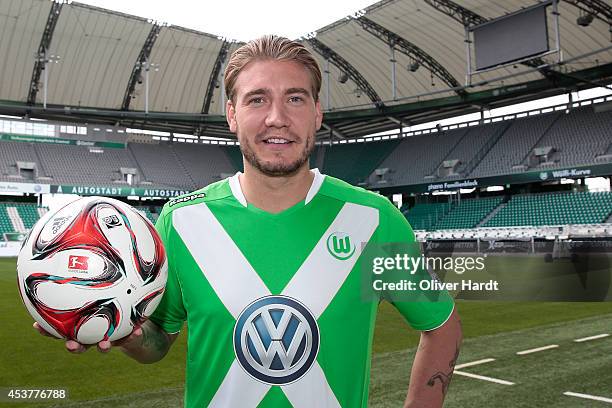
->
[128,142,238,189]
[14,203,45,229]
[0,205,13,236]
[527,106,612,170]
[35,143,136,185]
[1,103,611,195]
[484,191,612,227]
[374,128,466,185]
[127,143,188,189]
[311,145,325,171]
[404,197,504,231]
[323,140,400,185]
[0,203,48,236]
[171,143,237,187]
[403,202,451,231]
[431,123,510,178]
[434,196,504,230]
[470,112,561,177]
[0,200,159,236]
[0,141,40,181]
[225,145,245,172]
[135,206,159,225]
[5,206,26,233]
[416,222,612,241]
[0,138,242,190]
[367,105,612,186]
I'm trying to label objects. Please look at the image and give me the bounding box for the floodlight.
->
[408,61,420,72]
[576,13,594,27]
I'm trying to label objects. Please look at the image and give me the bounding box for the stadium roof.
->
[0,0,611,140]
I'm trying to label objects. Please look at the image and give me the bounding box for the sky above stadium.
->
[78,0,377,41]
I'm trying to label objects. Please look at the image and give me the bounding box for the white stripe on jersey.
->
[282,203,378,318]
[208,360,271,408]
[282,361,342,408]
[173,203,270,319]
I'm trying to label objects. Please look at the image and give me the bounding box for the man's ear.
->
[226,100,237,133]
[315,100,323,131]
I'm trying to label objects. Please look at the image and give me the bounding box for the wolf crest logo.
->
[326,232,356,260]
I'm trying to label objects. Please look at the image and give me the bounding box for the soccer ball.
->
[17,196,167,344]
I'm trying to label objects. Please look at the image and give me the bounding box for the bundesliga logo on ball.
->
[16,196,168,344]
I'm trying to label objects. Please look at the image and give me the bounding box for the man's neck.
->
[238,165,314,214]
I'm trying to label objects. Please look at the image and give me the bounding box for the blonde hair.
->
[224,35,322,103]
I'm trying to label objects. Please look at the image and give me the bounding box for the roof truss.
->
[355,16,465,96]
[564,0,612,28]
[201,40,231,114]
[121,23,163,110]
[27,1,63,105]
[306,37,384,108]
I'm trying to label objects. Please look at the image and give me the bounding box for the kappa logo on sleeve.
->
[169,193,206,207]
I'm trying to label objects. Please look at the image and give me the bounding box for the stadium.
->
[0,0,611,407]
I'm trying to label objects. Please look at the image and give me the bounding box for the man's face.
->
[226,59,323,177]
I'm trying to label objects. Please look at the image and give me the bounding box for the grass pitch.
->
[371,311,612,407]
[1,257,611,407]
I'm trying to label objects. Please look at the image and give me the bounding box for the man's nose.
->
[264,100,290,128]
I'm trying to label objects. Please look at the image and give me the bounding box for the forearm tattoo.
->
[141,325,169,353]
[426,343,460,395]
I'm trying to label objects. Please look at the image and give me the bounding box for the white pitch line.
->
[574,333,610,343]
[454,370,514,385]
[564,391,612,404]
[516,344,559,355]
[455,358,496,370]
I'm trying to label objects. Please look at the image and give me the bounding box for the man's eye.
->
[289,96,304,103]
[249,97,264,105]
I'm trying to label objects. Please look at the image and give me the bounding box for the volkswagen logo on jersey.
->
[326,232,355,260]
[233,295,319,385]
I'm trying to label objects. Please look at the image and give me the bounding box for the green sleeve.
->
[149,205,187,334]
[381,200,454,331]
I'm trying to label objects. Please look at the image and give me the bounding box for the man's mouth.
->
[263,137,293,144]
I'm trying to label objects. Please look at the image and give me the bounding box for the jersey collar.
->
[228,168,325,208]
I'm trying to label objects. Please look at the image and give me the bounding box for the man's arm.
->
[118,320,179,364]
[34,319,178,363]
[404,308,462,408]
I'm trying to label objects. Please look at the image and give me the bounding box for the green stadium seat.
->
[483,191,612,227]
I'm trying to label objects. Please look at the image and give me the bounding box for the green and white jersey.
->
[151,169,453,408]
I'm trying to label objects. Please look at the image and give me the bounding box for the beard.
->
[238,128,315,177]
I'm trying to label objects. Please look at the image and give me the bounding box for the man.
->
[37,35,462,407]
